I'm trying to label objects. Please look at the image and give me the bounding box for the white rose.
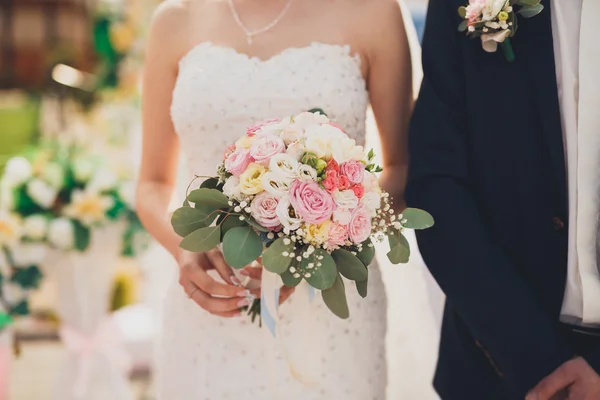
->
[0,213,22,248]
[269,153,298,182]
[256,117,292,136]
[23,215,47,240]
[275,196,302,232]
[222,176,243,200]
[334,189,359,209]
[26,179,58,209]
[333,208,352,225]
[361,192,381,215]
[72,158,95,182]
[261,172,291,198]
[304,134,331,159]
[285,141,306,161]
[48,218,75,250]
[297,164,318,182]
[305,123,345,139]
[88,169,118,192]
[279,124,303,145]
[293,112,329,130]
[331,137,365,164]
[42,162,65,189]
[482,0,507,21]
[3,157,32,187]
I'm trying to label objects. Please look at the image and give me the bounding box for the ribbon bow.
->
[59,319,132,398]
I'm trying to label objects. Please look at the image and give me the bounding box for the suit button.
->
[552,217,565,231]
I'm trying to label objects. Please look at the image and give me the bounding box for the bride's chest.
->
[171,42,368,140]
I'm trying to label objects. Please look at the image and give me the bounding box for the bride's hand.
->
[178,248,251,317]
[240,266,295,305]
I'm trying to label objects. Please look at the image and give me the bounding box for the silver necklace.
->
[228,0,294,45]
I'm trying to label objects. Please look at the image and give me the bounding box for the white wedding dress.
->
[155,31,443,400]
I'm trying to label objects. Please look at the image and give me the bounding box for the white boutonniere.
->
[458,0,544,62]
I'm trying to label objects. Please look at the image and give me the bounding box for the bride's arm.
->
[137,2,186,260]
[363,0,413,210]
[137,2,246,316]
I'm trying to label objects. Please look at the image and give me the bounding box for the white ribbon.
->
[59,318,132,398]
[481,30,511,52]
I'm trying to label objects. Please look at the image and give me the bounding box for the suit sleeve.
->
[405,0,575,396]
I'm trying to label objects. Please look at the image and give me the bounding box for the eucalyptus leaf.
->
[220,215,246,237]
[518,3,543,18]
[303,249,337,290]
[402,208,435,230]
[72,220,91,252]
[387,233,411,264]
[458,20,469,33]
[187,188,229,209]
[458,6,467,18]
[262,237,294,274]
[332,249,368,281]
[200,177,220,189]
[281,268,302,287]
[245,217,270,232]
[307,108,327,117]
[322,275,350,319]
[222,227,263,269]
[179,225,221,253]
[516,0,540,6]
[171,206,215,236]
[357,239,375,266]
[10,300,29,316]
[356,279,368,298]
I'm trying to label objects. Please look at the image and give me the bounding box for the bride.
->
[137,0,442,398]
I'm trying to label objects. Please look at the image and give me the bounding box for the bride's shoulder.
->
[150,0,193,30]
[147,0,197,62]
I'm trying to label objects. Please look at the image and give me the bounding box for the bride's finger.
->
[185,263,245,298]
[190,288,252,314]
[206,249,235,285]
[240,266,262,280]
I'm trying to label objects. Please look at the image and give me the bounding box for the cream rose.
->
[26,179,58,209]
[3,157,32,187]
[239,163,266,195]
[331,137,365,164]
[222,176,243,200]
[261,172,291,198]
[48,218,75,250]
[269,153,298,182]
[333,189,359,210]
[23,215,48,240]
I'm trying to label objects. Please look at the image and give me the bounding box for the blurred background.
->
[0,0,428,399]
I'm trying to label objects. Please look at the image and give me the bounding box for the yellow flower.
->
[0,213,21,247]
[235,135,255,150]
[304,221,331,245]
[239,163,266,195]
[498,11,509,21]
[109,22,135,54]
[63,190,115,226]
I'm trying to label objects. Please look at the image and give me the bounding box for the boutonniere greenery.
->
[458,0,544,62]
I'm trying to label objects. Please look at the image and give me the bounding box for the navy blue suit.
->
[406,0,600,398]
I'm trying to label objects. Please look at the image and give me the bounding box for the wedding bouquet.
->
[1,142,147,256]
[171,112,433,318]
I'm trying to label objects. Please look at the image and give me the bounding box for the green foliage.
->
[402,208,435,230]
[10,266,42,290]
[356,279,368,298]
[72,220,91,252]
[322,275,349,319]
[332,249,368,281]
[179,225,221,253]
[518,3,543,18]
[262,237,295,274]
[281,267,303,287]
[220,215,247,238]
[187,188,230,210]
[303,249,336,290]
[357,239,375,266]
[171,206,216,237]
[222,227,263,269]
[387,230,411,264]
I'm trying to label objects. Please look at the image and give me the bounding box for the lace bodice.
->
[171,42,368,175]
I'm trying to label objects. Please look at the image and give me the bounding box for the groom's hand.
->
[526,357,600,400]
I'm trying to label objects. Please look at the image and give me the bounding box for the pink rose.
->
[327,222,348,249]
[351,184,365,199]
[348,204,372,244]
[250,192,281,229]
[246,118,280,136]
[225,149,253,177]
[326,159,340,173]
[340,161,365,185]
[249,135,285,165]
[322,170,339,192]
[223,143,236,160]
[289,180,336,224]
[338,175,351,190]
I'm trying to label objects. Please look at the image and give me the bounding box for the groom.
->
[406,0,600,399]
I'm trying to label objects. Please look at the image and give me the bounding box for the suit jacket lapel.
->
[514,0,567,213]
